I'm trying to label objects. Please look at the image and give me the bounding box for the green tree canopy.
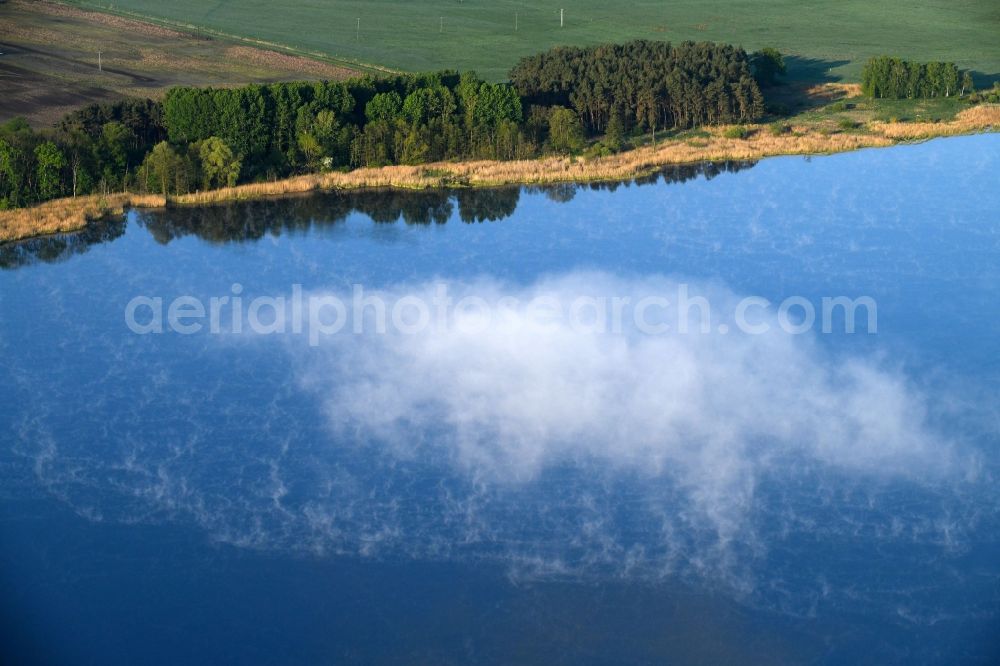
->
[34,141,67,200]
[365,92,403,123]
[141,141,183,195]
[547,107,585,153]
[862,56,966,98]
[198,137,241,189]
[604,105,627,152]
[752,47,786,87]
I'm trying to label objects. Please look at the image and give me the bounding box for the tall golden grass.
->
[174,129,898,207]
[874,103,1000,139]
[804,82,863,101]
[172,126,901,206]
[0,193,163,243]
[3,104,998,244]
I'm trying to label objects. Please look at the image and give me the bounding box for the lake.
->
[2,135,999,664]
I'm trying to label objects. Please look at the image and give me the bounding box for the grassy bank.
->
[2,102,997,244]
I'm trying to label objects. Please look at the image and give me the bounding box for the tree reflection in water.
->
[0,216,127,270]
[0,160,754,268]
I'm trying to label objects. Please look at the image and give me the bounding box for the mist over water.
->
[2,137,999,663]
[15,271,994,612]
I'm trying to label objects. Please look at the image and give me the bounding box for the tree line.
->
[2,159,754,268]
[510,40,764,136]
[861,56,974,99]
[0,40,764,210]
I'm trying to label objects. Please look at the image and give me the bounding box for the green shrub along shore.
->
[0,42,994,219]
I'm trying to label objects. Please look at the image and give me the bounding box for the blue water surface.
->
[1,135,998,664]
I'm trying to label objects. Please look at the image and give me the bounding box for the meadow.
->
[61,0,1000,82]
[0,0,359,126]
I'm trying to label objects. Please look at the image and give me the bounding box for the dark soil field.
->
[0,0,360,127]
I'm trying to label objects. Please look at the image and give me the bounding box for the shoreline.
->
[2,104,997,244]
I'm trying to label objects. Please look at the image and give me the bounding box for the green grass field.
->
[64,0,1000,83]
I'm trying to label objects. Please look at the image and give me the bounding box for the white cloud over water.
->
[297,273,965,536]
[13,271,992,611]
[261,271,991,599]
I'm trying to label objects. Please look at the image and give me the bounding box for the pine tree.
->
[604,105,626,152]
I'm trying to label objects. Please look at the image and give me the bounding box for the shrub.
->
[723,125,751,139]
[768,122,790,136]
[837,118,858,131]
[680,128,711,140]
[584,143,613,159]
[828,101,855,112]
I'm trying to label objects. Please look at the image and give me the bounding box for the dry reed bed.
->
[178,112,995,206]
[875,103,1000,139]
[4,105,998,244]
[176,130,897,207]
[0,194,163,243]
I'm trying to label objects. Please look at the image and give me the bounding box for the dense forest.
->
[510,40,764,134]
[1,40,764,210]
[861,56,973,99]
